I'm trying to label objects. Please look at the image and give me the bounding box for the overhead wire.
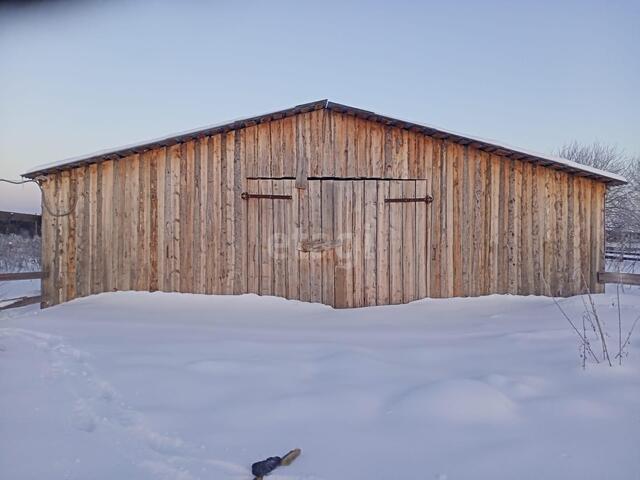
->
[0,177,77,217]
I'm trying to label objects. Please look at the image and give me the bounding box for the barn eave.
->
[22,99,627,186]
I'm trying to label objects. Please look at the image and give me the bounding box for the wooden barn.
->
[23,100,626,308]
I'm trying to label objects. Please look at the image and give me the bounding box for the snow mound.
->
[391,379,517,424]
[2,290,640,479]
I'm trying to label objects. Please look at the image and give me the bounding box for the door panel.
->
[245,179,430,307]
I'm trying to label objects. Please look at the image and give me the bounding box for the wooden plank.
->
[74,166,87,298]
[489,155,500,294]
[543,167,556,295]
[321,180,335,306]
[383,126,393,178]
[499,157,509,294]
[144,151,152,291]
[257,122,272,177]
[531,164,543,294]
[295,114,309,189]
[259,179,273,296]
[520,162,533,294]
[352,180,365,307]
[244,125,258,178]
[150,148,161,292]
[389,180,403,304]
[429,140,442,297]
[407,131,419,179]
[89,163,99,294]
[333,112,348,177]
[286,179,300,300]
[152,147,167,291]
[198,138,208,293]
[569,175,580,293]
[102,161,114,293]
[202,138,212,293]
[470,151,484,296]
[282,116,296,178]
[355,118,368,178]
[246,179,260,294]
[507,160,520,295]
[556,171,568,295]
[79,166,91,297]
[120,156,132,291]
[391,129,409,178]
[219,135,229,294]
[402,180,416,302]
[192,140,202,293]
[308,111,322,178]
[273,180,288,299]
[424,138,433,297]
[134,154,144,291]
[138,152,150,291]
[298,186,311,302]
[233,130,246,295]
[597,271,640,286]
[66,169,77,301]
[170,145,182,292]
[270,118,284,178]
[415,179,428,299]
[451,145,463,296]
[0,272,44,281]
[55,172,67,301]
[224,132,236,294]
[591,181,603,292]
[0,295,41,311]
[209,135,222,293]
[369,122,384,178]
[333,181,347,308]
[163,146,175,291]
[443,142,454,297]
[56,171,69,302]
[376,180,390,304]
[48,174,60,305]
[340,181,354,307]
[345,116,357,177]
[596,183,606,293]
[321,110,334,177]
[180,143,193,293]
[121,156,135,292]
[547,170,558,295]
[364,180,379,306]
[481,152,491,296]
[130,155,140,291]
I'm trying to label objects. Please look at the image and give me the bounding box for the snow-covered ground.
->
[1,289,639,480]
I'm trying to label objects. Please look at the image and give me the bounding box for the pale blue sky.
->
[1,0,638,213]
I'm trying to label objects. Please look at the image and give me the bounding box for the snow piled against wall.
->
[1,290,639,479]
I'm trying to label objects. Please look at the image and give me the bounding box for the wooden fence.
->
[597,271,640,286]
[0,271,44,281]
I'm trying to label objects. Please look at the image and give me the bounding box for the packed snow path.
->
[1,291,639,479]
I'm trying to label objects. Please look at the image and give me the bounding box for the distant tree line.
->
[557,141,640,248]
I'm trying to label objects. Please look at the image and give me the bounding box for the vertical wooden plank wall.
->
[39,110,606,307]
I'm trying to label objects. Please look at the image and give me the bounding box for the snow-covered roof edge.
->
[22,99,627,185]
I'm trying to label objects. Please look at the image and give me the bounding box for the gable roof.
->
[22,99,627,185]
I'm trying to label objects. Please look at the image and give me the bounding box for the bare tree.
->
[557,141,640,245]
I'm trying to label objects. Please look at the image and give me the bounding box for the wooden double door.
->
[245,179,430,308]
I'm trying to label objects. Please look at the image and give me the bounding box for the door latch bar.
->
[241,192,292,200]
[385,196,433,204]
